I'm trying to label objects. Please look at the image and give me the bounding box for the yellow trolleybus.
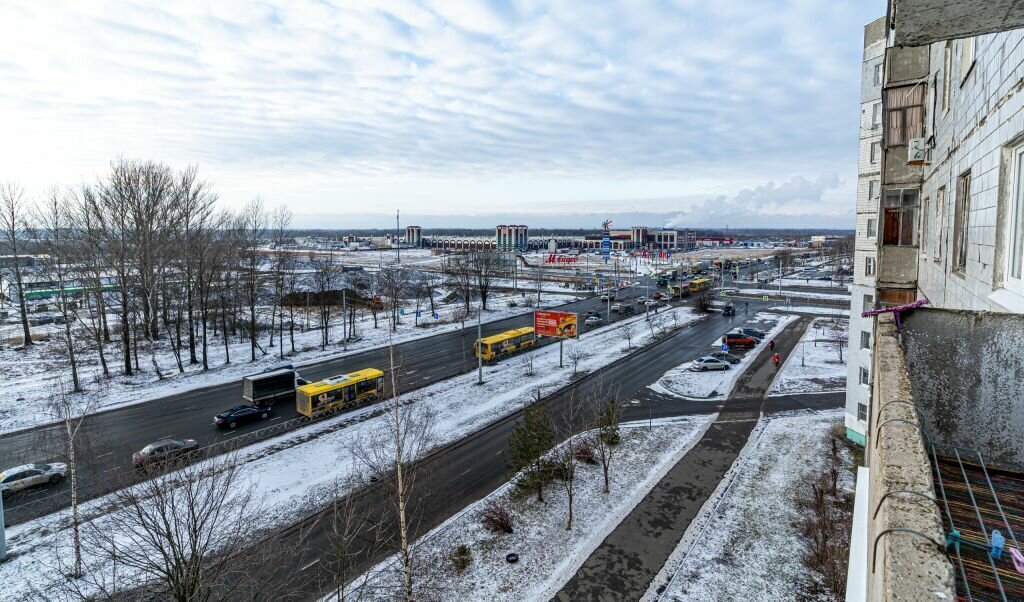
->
[688,277,712,293]
[475,326,535,364]
[295,368,384,416]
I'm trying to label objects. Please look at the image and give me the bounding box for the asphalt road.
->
[0,280,680,524]
[236,307,843,601]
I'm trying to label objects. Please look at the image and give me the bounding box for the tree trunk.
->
[120,299,132,376]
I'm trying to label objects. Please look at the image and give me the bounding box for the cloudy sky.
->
[0,0,882,229]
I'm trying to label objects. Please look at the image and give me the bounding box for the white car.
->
[584,315,603,327]
[599,294,610,301]
[645,299,658,307]
[1,463,68,496]
[690,357,730,372]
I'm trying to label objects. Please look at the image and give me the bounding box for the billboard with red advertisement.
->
[534,310,578,339]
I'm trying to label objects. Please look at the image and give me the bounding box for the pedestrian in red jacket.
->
[773,353,781,367]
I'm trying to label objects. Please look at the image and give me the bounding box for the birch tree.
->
[0,181,34,346]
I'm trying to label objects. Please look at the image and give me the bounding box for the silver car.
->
[0,463,68,496]
[690,356,730,372]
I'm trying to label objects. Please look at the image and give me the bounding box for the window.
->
[857,403,868,422]
[953,171,972,273]
[921,196,931,257]
[868,180,879,200]
[1006,146,1024,292]
[882,189,920,246]
[859,367,870,386]
[960,37,975,84]
[934,186,946,260]
[870,142,881,164]
[865,257,876,276]
[860,331,871,349]
[867,218,877,238]
[873,63,883,85]
[885,85,925,146]
[942,42,952,113]
[871,102,882,129]
[863,293,874,309]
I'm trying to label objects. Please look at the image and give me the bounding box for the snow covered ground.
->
[341,415,715,602]
[769,318,848,396]
[0,290,573,433]
[646,409,851,601]
[735,288,850,301]
[0,307,705,601]
[768,305,850,317]
[647,313,797,400]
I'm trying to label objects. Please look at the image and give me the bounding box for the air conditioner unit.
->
[907,138,930,165]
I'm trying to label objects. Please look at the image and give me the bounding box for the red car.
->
[723,332,757,349]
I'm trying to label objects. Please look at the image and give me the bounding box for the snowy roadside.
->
[768,318,849,396]
[768,305,850,317]
[644,409,850,601]
[647,313,798,400]
[0,291,572,434]
[0,307,706,601]
[732,288,850,301]
[339,415,715,602]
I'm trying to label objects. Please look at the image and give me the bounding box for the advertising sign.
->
[545,253,580,264]
[601,219,612,264]
[534,310,578,339]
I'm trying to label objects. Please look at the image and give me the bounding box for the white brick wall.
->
[918,30,1024,312]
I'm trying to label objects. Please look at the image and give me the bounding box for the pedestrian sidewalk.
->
[554,316,810,601]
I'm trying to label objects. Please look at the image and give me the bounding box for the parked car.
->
[133,438,198,468]
[214,405,272,429]
[584,315,603,327]
[637,296,649,303]
[732,327,767,339]
[722,303,735,316]
[610,303,623,312]
[0,463,68,496]
[585,310,600,318]
[709,350,741,364]
[723,332,758,349]
[690,357,730,371]
[644,299,658,307]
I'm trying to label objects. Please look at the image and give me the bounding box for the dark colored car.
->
[214,405,272,429]
[736,327,767,339]
[723,332,758,349]
[722,303,735,316]
[709,350,741,364]
[133,438,198,467]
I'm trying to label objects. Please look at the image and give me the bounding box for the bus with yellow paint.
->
[295,368,384,416]
[688,277,712,293]
[475,326,535,364]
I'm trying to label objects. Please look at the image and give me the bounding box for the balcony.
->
[889,0,1024,47]
[856,309,1024,600]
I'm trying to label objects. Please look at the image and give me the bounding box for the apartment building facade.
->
[844,16,887,446]
[848,2,1024,599]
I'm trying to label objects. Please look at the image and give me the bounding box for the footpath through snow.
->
[769,317,849,396]
[0,307,704,601]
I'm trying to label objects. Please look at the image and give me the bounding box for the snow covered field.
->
[768,305,850,317]
[342,415,714,602]
[647,409,850,601]
[769,318,849,396]
[0,290,572,433]
[647,313,797,400]
[0,307,705,601]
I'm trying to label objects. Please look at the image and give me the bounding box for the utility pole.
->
[396,209,401,264]
[0,487,5,560]
[477,303,483,384]
[342,288,347,350]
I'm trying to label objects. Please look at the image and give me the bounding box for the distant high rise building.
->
[404,225,422,247]
[495,225,528,251]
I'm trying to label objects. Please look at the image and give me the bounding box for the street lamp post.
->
[477,303,483,384]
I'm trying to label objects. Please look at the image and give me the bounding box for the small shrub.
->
[452,543,472,572]
[573,437,599,465]
[481,499,514,534]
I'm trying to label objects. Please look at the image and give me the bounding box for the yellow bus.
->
[688,277,711,292]
[295,368,384,416]
[475,326,535,364]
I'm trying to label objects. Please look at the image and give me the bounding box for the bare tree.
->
[590,391,623,494]
[826,318,849,363]
[310,251,338,349]
[444,254,474,313]
[471,251,503,311]
[33,187,83,390]
[618,320,636,350]
[378,266,410,332]
[519,351,535,376]
[566,343,589,376]
[50,383,97,578]
[267,205,293,356]
[555,392,582,530]
[73,186,111,378]
[353,327,435,600]
[176,166,219,366]
[320,479,386,602]
[79,454,270,601]
[238,198,268,361]
[0,181,34,346]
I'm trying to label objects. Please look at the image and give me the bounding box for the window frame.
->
[885,85,926,147]
[942,42,951,114]
[953,171,972,274]
[882,188,920,247]
[865,256,876,276]
[873,63,883,86]
[860,331,871,350]
[857,403,868,422]
[859,367,870,386]
[871,102,882,130]
[934,186,946,261]
[868,180,879,200]
[960,37,976,86]
[863,293,874,309]
[870,141,880,164]
[867,218,877,239]
[1005,145,1024,294]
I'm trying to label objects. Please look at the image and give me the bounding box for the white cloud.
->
[0,0,882,227]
